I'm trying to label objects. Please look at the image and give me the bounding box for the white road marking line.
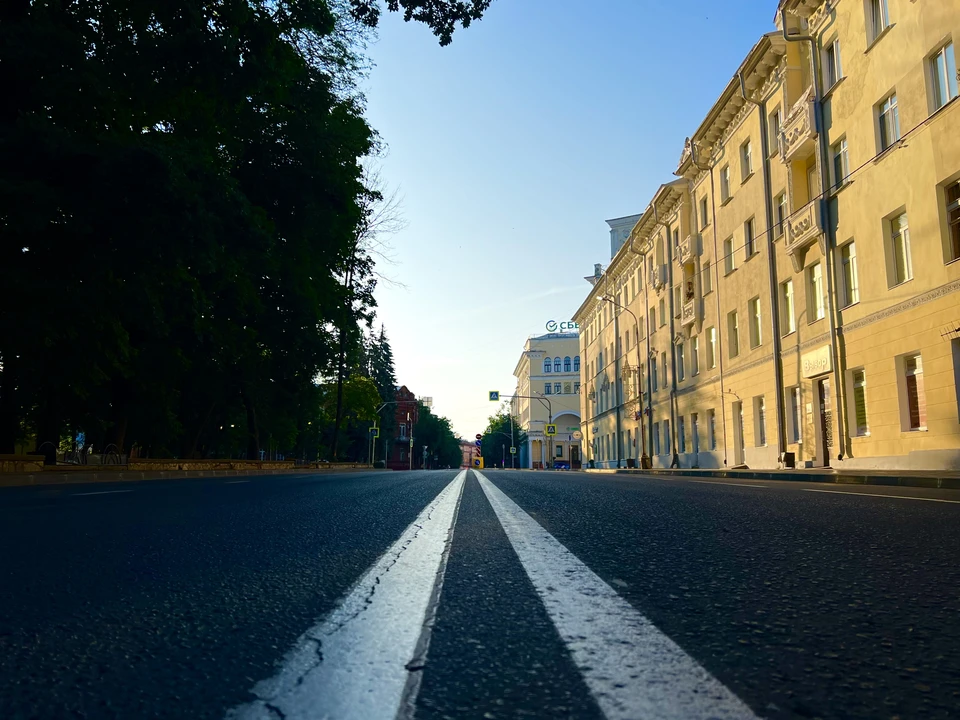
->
[475,470,758,720]
[228,470,467,720]
[689,480,767,489]
[224,480,250,484]
[71,490,134,497]
[802,488,960,503]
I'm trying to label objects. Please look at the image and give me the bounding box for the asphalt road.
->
[2,469,960,719]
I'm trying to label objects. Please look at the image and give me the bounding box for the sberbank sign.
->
[546,320,579,332]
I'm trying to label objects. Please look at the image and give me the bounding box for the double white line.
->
[229,469,757,720]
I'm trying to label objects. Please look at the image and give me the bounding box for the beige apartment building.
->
[512,332,583,469]
[574,0,960,470]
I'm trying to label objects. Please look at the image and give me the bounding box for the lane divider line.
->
[475,470,758,720]
[688,480,768,489]
[224,480,250,484]
[71,490,134,497]
[801,488,960,503]
[227,470,467,720]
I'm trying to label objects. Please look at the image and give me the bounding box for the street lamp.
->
[601,295,651,469]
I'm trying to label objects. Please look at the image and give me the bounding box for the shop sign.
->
[801,345,832,378]
[545,320,580,332]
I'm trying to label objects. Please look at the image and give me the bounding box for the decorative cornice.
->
[839,279,960,335]
[724,352,775,379]
[780,331,831,355]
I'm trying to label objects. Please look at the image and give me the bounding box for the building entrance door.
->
[817,378,833,467]
[571,446,581,469]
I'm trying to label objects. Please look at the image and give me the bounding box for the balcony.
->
[785,202,823,255]
[779,88,817,162]
[681,298,697,328]
[649,263,666,292]
[677,235,695,266]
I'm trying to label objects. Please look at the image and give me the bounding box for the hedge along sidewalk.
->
[0,465,376,489]
[585,467,960,490]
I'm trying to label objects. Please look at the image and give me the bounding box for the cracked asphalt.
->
[2,469,960,719]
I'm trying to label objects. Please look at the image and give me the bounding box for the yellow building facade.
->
[512,332,583,469]
[574,0,960,470]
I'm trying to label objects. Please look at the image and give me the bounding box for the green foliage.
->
[348,0,492,45]
[414,406,462,469]
[481,410,525,469]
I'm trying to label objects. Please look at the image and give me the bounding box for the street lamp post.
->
[602,295,651,469]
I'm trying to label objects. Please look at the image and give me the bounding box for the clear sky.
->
[363,0,777,438]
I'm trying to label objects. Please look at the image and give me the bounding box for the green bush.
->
[374,460,386,469]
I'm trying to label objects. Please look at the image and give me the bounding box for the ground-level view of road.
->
[2,469,959,719]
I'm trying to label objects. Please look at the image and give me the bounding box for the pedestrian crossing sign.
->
[545,424,557,436]
[489,391,500,402]
[369,426,379,438]
[510,447,517,454]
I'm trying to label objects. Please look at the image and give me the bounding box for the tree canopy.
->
[0,0,491,460]
[481,410,525,469]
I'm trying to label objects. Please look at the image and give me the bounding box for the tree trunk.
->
[0,358,18,454]
[242,389,260,460]
[330,322,348,460]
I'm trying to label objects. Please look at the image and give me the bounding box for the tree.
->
[348,0,492,46]
[414,406,462,469]
[481,410,526,469]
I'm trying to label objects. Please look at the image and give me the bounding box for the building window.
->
[728,311,740,358]
[664,420,671,455]
[653,423,661,456]
[744,218,756,257]
[775,193,787,239]
[544,383,552,395]
[748,297,762,349]
[832,138,849,189]
[651,357,659,392]
[787,386,802,443]
[878,93,900,151]
[781,279,796,335]
[691,337,700,376]
[660,352,668,389]
[850,369,869,436]
[931,42,958,112]
[707,409,717,450]
[574,355,581,372]
[563,356,572,372]
[543,358,551,373]
[400,423,407,439]
[770,107,782,153]
[702,260,712,294]
[574,381,580,395]
[649,306,656,335]
[554,382,561,395]
[724,237,736,274]
[678,416,686,453]
[825,38,843,89]
[741,139,753,181]
[673,286,682,318]
[754,396,767,446]
[707,326,717,369]
[840,241,860,306]
[677,343,685,382]
[720,166,731,202]
[868,0,889,43]
[700,196,709,229]
[659,298,666,327]
[903,354,927,430]
[808,262,825,321]
[889,212,913,285]
[946,180,960,263]
[554,357,562,373]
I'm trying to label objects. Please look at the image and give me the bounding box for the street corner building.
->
[512,332,583,469]
[574,0,960,471]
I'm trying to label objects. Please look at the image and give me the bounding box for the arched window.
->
[554,357,561,372]
[574,355,581,372]
[543,358,551,373]
[563,356,572,372]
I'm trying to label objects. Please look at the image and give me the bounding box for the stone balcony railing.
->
[677,235,695,266]
[681,297,697,328]
[785,201,823,254]
[779,87,817,162]
[649,263,666,291]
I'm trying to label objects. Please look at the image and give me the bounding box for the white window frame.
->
[848,368,869,437]
[691,337,700,377]
[748,297,762,349]
[677,343,685,382]
[878,93,900,151]
[868,0,890,44]
[781,279,796,335]
[724,237,736,274]
[775,193,787,239]
[931,42,958,111]
[840,241,860,307]
[947,180,960,263]
[720,166,731,203]
[754,396,767,447]
[741,139,753,182]
[728,310,740,358]
[744,218,756,258]
[707,409,717,450]
[787,386,802,444]
[832,137,849,189]
[808,262,825,321]
[824,37,843,89]
[897,353,927,431]
[889,212,913,286]
[699,196,709,229]
[770,108,782,155]
[707,326,717,369]
[702,260,712,295]
[678,416,686,453]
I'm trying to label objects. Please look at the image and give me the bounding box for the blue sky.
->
[363,0,777,438]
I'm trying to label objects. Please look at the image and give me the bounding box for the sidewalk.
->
[585,466,960,490]
[0,466,376,489]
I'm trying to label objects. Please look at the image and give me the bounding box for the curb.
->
[0,467,378,489]
[583,467,960,490]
